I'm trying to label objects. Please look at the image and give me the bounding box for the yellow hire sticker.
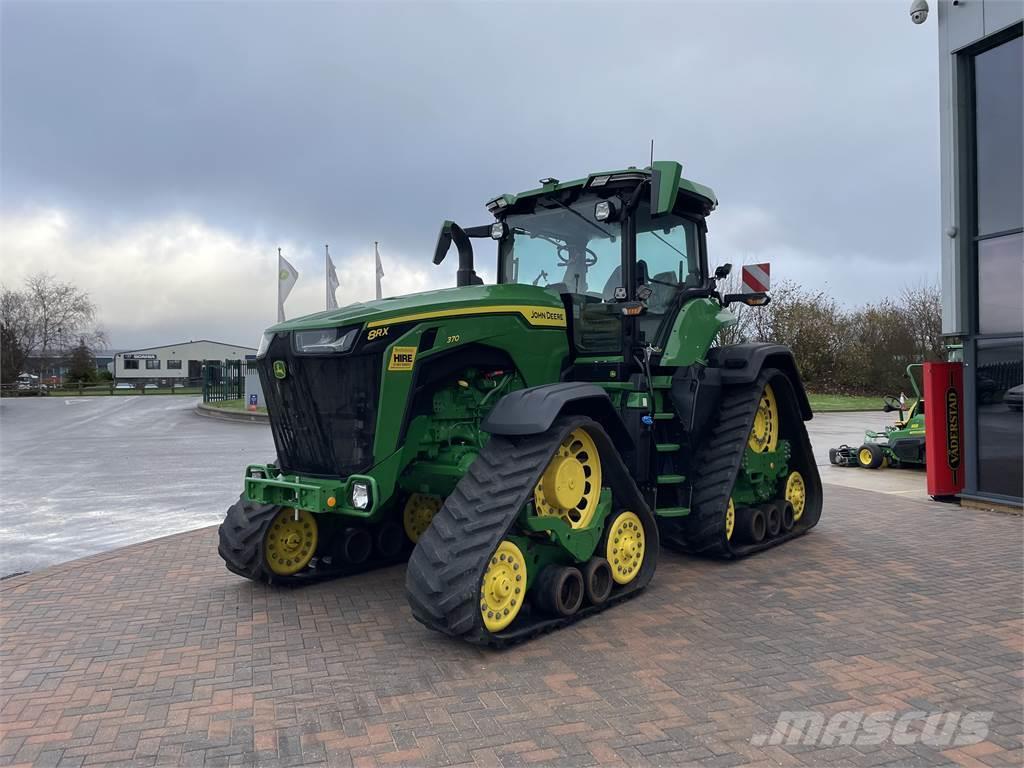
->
[388,346,417,371]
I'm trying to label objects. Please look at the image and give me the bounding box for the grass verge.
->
[808,393,884,412]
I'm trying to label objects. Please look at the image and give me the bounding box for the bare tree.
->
[0,273,105,380]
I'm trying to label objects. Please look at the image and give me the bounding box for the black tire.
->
[534,566,584,617]
[858,443,885,469]
[738,506,766,544]
[581,557,613,606]
[829,448,839,465]
[765,503,781,538]
[780,501,796,532]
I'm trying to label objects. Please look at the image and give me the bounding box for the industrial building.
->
[113,340,256,384]
[936,1,1022,506]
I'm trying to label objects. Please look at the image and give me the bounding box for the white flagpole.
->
[277,247,284,323]
[375,241,383,300]
[325,244,330,311]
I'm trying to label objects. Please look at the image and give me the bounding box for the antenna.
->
[650,139,654,167]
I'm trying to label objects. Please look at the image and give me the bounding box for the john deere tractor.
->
[218,161,822,646]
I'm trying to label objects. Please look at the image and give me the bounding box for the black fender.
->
[481,382,633,449]
[707,343,813,420]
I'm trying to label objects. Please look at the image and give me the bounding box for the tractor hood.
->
[267,283,567,334]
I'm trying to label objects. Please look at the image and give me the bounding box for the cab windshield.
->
[499,199,622,300]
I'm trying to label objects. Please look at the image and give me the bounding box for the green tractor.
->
[830,364,927,470]
[218,161,822,646]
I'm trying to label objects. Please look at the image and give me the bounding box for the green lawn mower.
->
[830,364,926,470]
[218,161,823,646]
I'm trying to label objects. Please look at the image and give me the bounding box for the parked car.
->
[1005,384,1023,412]
[114,382,135,390]
[144,383,158,390]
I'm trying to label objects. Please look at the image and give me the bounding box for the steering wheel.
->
[556,246,598,267]
[883,395,903,412]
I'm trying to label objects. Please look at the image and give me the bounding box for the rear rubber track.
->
[406,415,658,647]
[661,367,822,557]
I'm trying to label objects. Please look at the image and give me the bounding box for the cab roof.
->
[486,160,717,217]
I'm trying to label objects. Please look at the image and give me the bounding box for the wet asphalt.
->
[0,396,921,577]
[0,396,273,577]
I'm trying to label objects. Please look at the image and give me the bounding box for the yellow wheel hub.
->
[859,448,873,466]
[786,471,806,521]
[606,511,645,585]
[534,427,602,529]
[264,508,318,576]
[725,498,735,541]
[748,383,779,453]
[403,493,442,543]
[480,540,526,632]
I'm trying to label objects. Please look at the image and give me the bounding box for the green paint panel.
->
[661,299,733,366]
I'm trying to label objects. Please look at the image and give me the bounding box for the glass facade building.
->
[938,2,1023,506]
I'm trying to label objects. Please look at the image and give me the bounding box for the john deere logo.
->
[273,360,287,379]
[388,346,417,371]
[945,387,961,470]
[279,269,290,281]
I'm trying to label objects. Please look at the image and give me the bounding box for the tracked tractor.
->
[218,161,822,646]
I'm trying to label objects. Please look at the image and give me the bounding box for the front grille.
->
[259,333,381,477]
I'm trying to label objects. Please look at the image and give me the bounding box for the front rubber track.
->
[217,495,407,586]
[405,416,658,648]
[661,367,823,558]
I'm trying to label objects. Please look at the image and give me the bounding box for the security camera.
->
[910,0,929,24]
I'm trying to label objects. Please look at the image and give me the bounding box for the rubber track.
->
[405,415,658,647]
[217,495,407,586]
[661,368,822,558]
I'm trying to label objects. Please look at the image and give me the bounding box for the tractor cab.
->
[433,162,765,365]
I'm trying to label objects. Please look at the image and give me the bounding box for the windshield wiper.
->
[546,198,615,240]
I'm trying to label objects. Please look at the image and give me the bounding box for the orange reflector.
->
[622,306,643,316]
[327,496,337,508]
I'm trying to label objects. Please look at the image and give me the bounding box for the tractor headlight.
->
[350,481,370,510]
[490,222,505,240]
[293,326,359,354]
[594,198,620,222]
[256,332,274,359]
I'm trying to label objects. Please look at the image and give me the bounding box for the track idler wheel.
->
[765,503,782,538]
[780,500,796,532]
[737,506,766,544]
[581,558,613,606]
[264,508,319,576]
[339,527,372,565]
[535,565,585,618]
[375,520,404,560]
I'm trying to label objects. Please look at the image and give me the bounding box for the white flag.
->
[374,241,384,300]
[277,249,298,322]
[326,244,340,310]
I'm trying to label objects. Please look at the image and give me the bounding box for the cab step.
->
[655,506,690,518]
[656,442,681,453]
[653,412,675,421]
[657,473,685,485]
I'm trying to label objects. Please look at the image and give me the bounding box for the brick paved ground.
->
[1,485,1021,768]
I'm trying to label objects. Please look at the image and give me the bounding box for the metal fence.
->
[202,359,246,403]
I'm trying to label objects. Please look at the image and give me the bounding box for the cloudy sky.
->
[1,1,939,350]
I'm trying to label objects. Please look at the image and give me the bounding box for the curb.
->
[194,402,269,424]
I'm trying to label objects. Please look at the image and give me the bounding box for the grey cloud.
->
[1,0,939,336]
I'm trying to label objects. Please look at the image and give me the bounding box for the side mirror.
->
[722,292,769,307]
[715,263,732,280]
[433,221,455,265]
